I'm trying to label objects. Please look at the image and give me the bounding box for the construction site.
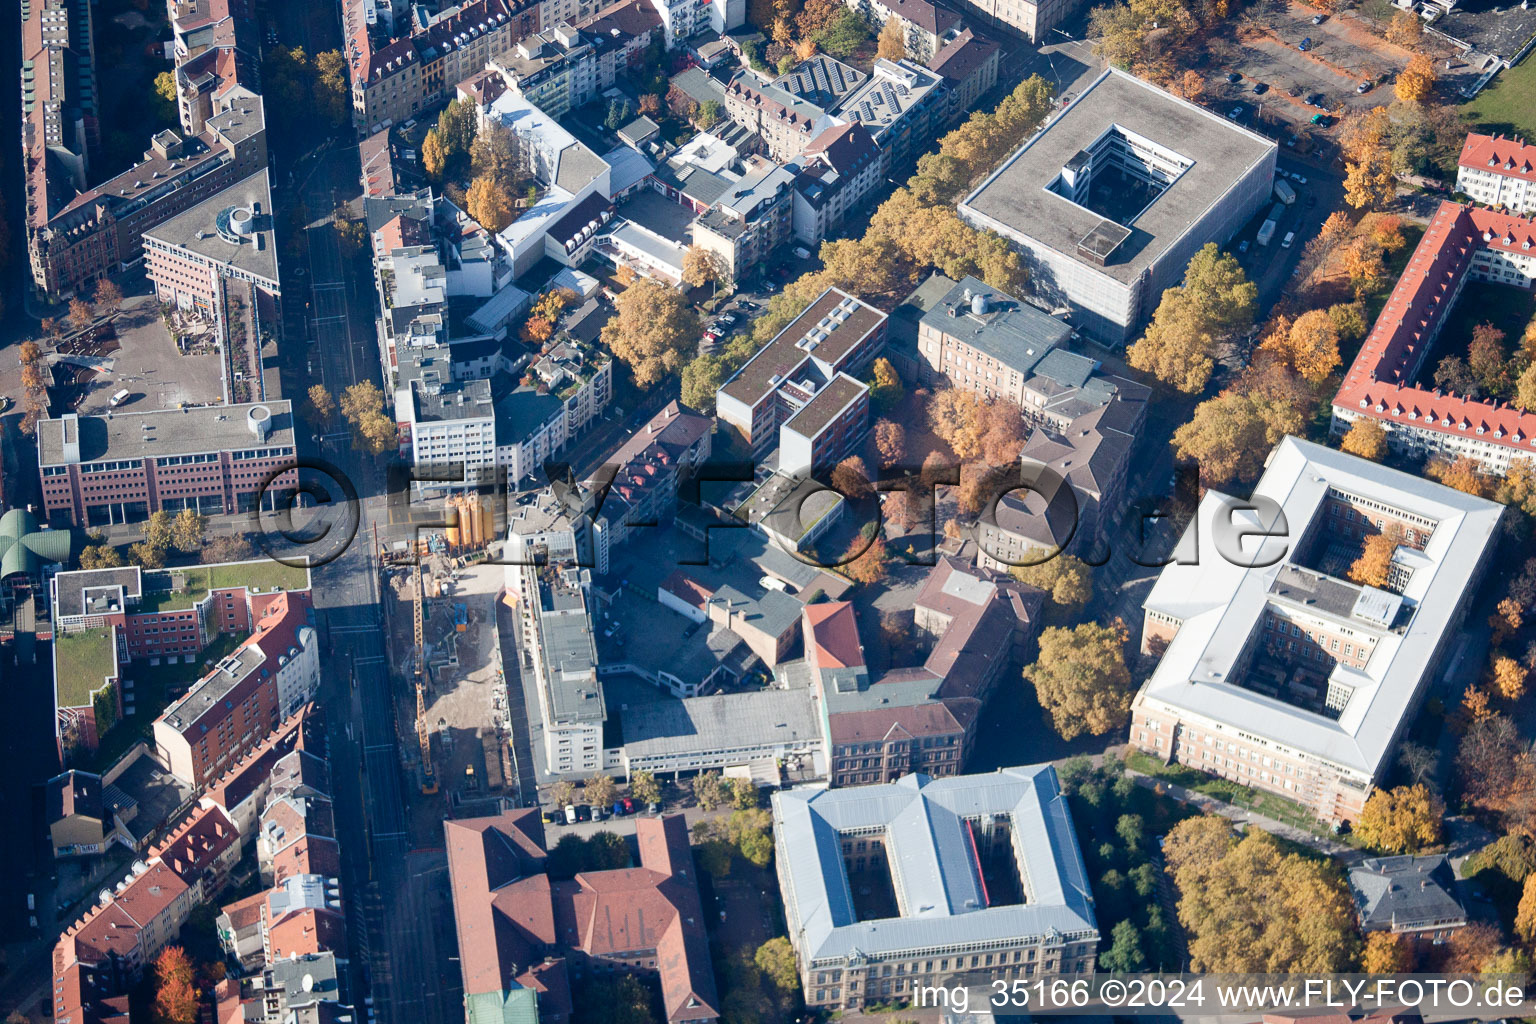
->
[378,495,529,842]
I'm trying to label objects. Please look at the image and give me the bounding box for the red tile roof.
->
[1333,200,1536,453]
[1459,132,1536,183]
[660,570,714,610]
[804,601,864,670]
[153,803,238,886]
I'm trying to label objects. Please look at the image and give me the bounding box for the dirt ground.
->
[383,558,515,839]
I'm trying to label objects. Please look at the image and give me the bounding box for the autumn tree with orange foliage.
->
[1349,524,1404,589]
[874,419,906,468]
[1340,418,1388,461]
[1395,54,1436,104]
[1262,308,1341,383]
[1427,455,1489,497]
[1492,654,1529,701]
[153,946,198,1024]
[841,534,889,585]
[1491,597,1524,645]
[1463,684,1494,722]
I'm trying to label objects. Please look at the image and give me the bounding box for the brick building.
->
[38,400,298,526]
[1132,437,1501,825]
[27,99,267,299]
[152,591,319,788]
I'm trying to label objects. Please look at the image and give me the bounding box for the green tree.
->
[1099,920,1147,973]
[584,773,617,809]
[693,770,728,810]
[696,99,723,129]
[153,71,179,122]
[436,98,478,158]
[754,937,800,992]
[680,353,728,414]
[629,769,661,805]
[1173,390,1308,488]
[550,779,577,808]
[867,356,903,414]
[729,777,758,810]
[79,544,125,570]
[314,50,350,125]
[1024,621,1133,741]
[142,510,175,553]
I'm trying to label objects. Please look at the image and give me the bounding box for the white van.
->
[1281,231,1296,248]
[109,389,130,407]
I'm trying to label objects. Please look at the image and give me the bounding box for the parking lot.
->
[73,288,226,414]
[1205,0,1417,131]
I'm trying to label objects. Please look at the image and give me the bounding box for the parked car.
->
[1228,105,1245,119]
[1311,12,1324,23]
[1252,82,1268,94]
[1226,72,1242,83]
[1357,80,1372,93]
[647,802,661,814]
[737,300,758,311]
[1310,113,1330,126]
[1238,239,1250,253]
[564,805,578,825]
[575,804,592,822]
[1281,231,1296,248]
[1292,173,1308,184]
[1298,36,1312,50]
[1305,92,1324,105]
[620,797,636,814]
[544,811,563,825]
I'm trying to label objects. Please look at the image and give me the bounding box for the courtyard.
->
[71,287,226,415]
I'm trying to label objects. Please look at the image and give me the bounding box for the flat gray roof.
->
[620,687,820,760]
[921,276,1073,375]
[142,168,281,285]
[960,68,1276,285]
[38,401,296,466]
[773,766,1098,963]
[538,581,604,724]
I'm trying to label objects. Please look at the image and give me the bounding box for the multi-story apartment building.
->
[51,802,242,1022]
[590,400,711,569]
[517,565,612,776]
[491,24,597,117]
[849,0,963,63]
[648,0,709,45]
[494,336,614,483]
[716,286,886,458]
[22,0,100,295]
[914,275,1073,401]
[396,378,499,492]
[1132,437,1502,825]
[166,0,260,135]
[27,99,268,299]
[930,28,999,126]
[722,74,837,162]
[773,765,1099,1011]
[791,122,884,247]
[350,0,540,137]
[144,170,281,401]
[835,58,942,171]
[960,68,1276,345]
[153,591,319,788]
[949,0,1076,41]
[38,401,298,526]
[1455,132,1536,214]
[1330,200,1536,473]
[689,155,796,283]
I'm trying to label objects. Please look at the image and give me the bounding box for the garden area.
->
[1123,748,1335,837]
[1057,755,1195,972]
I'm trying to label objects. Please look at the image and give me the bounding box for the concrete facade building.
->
[791,121,884,247]
[772,766,1098,1011]
[397,378,500,492]
[959,68,1277,346]
[38,401,298,526]
[1330,200,1536,473]
[929,28,999,126]
[1132,437,1501,825]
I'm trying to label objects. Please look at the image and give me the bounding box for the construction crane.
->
[414,558,437,795]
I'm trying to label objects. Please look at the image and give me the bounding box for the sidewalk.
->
[1125,769,1363,863]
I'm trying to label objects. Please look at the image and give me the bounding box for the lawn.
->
[1124,749,1333,836]
[136,559,311,614]
[1463,55,1536,141]
[54,630,119,709]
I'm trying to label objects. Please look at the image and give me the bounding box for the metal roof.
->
[772,766,1097,962]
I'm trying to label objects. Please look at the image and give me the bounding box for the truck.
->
[1273,179,1296,205]
[1256,202,1286,246]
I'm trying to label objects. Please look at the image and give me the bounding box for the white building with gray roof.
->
[959,67,1276,346]
[1133,437,1502,825]
[772,765,1098,1011]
